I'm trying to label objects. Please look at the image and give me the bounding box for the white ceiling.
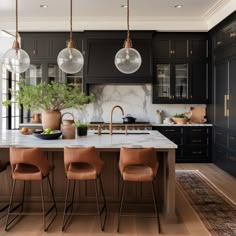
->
[0,0,235,32]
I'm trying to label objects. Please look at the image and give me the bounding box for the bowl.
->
[33,130,62,140]
[172,117,189,124]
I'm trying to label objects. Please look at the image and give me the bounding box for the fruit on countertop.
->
[21,127,29,134]
[42,128,54,134]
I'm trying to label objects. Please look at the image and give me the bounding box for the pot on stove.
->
[122,114,136,124]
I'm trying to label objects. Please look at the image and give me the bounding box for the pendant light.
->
[57,0,84,74]
[3,0,30,74]
[114,0,142,74]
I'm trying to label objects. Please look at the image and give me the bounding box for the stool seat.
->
[122,165,154,182]
[12,163,53,180]
[67,163,101,180]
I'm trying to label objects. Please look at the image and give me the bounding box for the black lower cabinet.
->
[213,126,236,177]
[152,126,212,163]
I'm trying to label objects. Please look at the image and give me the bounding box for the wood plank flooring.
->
[0,163,235,236]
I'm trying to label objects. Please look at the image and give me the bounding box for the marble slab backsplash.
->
[62,84,206,124]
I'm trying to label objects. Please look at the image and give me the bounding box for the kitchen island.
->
[0,130,177,222]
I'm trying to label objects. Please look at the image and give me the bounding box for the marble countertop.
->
[0,130,177,150]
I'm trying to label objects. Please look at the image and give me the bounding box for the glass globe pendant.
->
[114,0,142,74]
[57,0,84,74]
[3,0,30,74]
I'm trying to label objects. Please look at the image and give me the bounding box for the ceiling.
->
[0,0,235,32]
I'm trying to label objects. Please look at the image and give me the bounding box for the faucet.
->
[110,105,124,135]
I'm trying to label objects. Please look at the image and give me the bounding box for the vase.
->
[42,110,61,130]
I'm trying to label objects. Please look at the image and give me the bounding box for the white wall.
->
[0,31,14,129]
[63,84,206,124]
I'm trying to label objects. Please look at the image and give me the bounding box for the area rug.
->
[176,170,236,236]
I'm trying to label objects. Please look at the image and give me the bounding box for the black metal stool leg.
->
[151,181,161,234]
[5,179,16,231]
[117,180,126,233]
[40,180,46,231]
[98,175,107,230]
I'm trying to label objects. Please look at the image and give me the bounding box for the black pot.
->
[77,127,88,136]
[122,114,136,124]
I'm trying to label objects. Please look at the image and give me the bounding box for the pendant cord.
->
[70,0,72,42]
[16,0,18,42]
[127,0,130,40]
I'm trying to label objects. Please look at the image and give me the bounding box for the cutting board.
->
[190,107,207,123]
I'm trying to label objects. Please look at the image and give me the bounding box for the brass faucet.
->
[110,105,124,135]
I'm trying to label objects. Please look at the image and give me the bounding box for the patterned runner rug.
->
[176,170,236,236]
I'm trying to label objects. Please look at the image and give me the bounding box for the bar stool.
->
[117,147,161,233]
[5,147,57,231]
[62,146,107,231]
[0,160,10,219]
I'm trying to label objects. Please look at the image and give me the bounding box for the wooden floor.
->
[0,163,235,236]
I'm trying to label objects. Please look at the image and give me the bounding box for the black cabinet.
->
[84,31,153,84]
[152,126,212,163]
[152,33,209,104]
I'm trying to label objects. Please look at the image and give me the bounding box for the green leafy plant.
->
[2,80,95,111]
[74,120,88,128]
[173,113,188,119]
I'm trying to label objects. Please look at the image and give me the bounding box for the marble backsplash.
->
[63,84,206,124]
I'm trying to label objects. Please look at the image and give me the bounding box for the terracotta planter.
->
[42,110,61,130]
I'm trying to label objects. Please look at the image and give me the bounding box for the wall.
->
[64,84,206,124]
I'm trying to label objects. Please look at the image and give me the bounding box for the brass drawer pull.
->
[192,140,202,143]
[165,129,175,132]
[228,156,236,161]
[192,129,203,132]
[192,151,203,154]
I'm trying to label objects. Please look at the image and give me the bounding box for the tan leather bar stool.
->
[117,147,161,233]
[0,160,10,219]
[62,146,107,231]
[5,147,57,231]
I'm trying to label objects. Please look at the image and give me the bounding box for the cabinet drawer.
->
[214,130,227,147]
[184,134,208,145]
[157,127,182,134]
[184,127,208,134]
[183,146,207,156]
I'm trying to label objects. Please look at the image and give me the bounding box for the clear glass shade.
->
[114,47,142,74]
[3,48,30,74]
[57,47,84,74]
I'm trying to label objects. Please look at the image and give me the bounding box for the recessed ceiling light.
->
[174,5,183,9]
[40,5,48,8]
[121,5,128,8]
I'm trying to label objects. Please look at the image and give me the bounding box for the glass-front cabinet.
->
[153,62,189,103]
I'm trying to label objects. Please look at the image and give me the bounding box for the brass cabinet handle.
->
[230,32,236,38]
[192,129,203,132]
[165,129,175,132]
[224,94,230,117]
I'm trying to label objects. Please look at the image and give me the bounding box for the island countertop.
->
[0,130,177,150]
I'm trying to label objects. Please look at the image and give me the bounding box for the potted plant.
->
[3,80,95,130]
[172,113,189,124]
[74,121,88,136]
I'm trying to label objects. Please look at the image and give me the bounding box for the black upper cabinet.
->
[21,32,83,61]
[152,33,209,104]
[84,31,153,84]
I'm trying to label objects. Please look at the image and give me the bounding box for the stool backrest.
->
[10,147,51,176]
[119,147,159,175]
[64,146,104,173]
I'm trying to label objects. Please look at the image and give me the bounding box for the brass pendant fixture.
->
[57,0,84,74]
[3,0,30,74]
[114,0,142,74]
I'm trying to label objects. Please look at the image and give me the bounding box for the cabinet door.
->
[229,56,236,130]
[189,62,208,103]
[171,40,187,59]
[153,39,171,59]
[24,64,43,85]
[214,60,228,128]
[189,39,207,61]
[154,64,171,101]
[173,63,188,101]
